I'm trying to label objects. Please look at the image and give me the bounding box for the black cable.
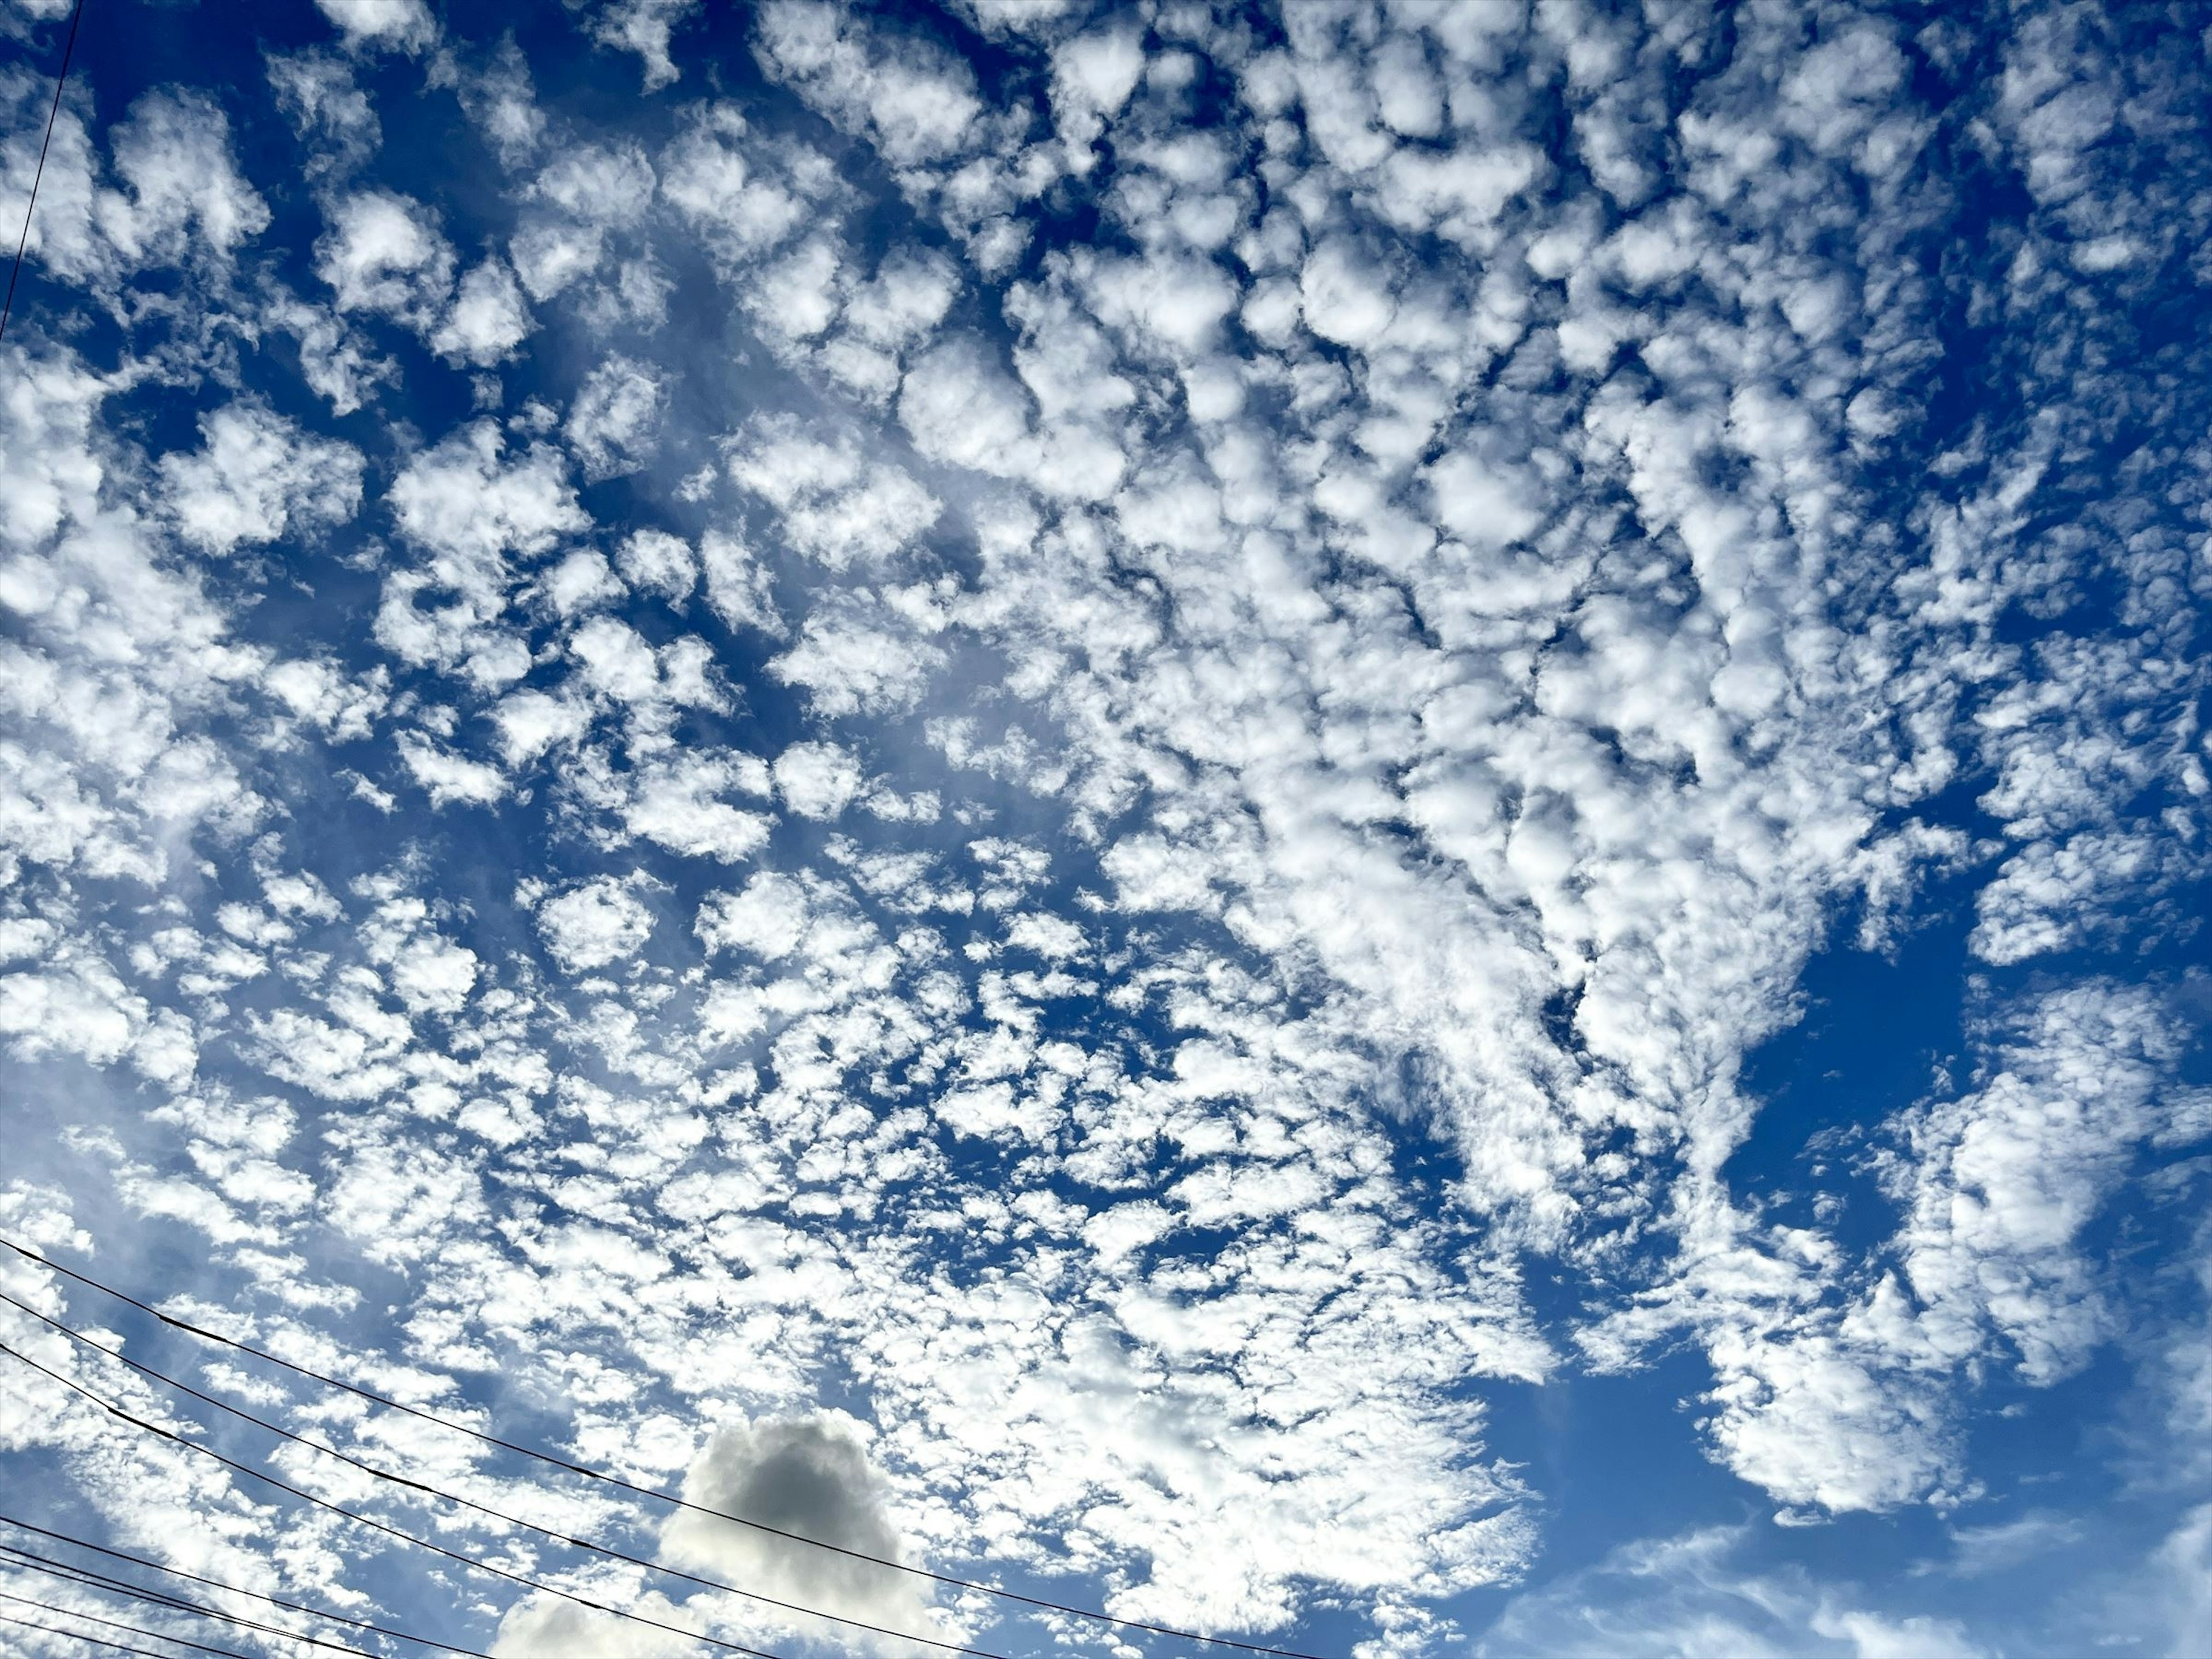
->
[0,1339,808,1659]
[0,1517,486,1659]
[1,1548,247,1632]
[0,1287,1007,1659]
[0,1585,253,1659]
[0,1234,1335,1659]
[0,1541,379,1658]
[0,1604,232,1659]
[0,0,86,348]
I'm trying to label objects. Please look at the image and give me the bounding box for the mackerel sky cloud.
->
[0,1,2209,1656]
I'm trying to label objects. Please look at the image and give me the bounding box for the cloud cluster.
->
[2,2,2209,1656]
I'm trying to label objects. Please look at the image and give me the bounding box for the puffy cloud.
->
[728,418,939,569]
[699,530,781,634]
[752,0,983,169]
[541,548,625,618]
[160,402,364,555]
[658,105,839,273]
[768,597,945,718]
[4,87,268,287]
[267,50,379,173]
[492,1593,700,1659]
[616,528,697,604]
[315,189,454,324]
[6,7,2212,1657]
[620,753,774,862]
[263,291,393,414]
[535,876,657,973]
[431,257,535,365]
[661,1413,937,1646]
[388,421,586,577]
[1052,28,1145,152]
[590,0,699,92]
[315,0,435,54]
[1300,240,1397,349]
[772,740,862,820]
[566,354,670,480]
[396,732,506,807]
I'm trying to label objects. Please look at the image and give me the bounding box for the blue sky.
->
[0,1,2209,1655]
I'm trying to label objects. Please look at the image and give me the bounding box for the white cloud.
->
[492,1593,700,1659]
[616,528,697,604]
[661,1413,938,1646]
[728,418,940,569]
[658,105,839,273]
[316,189,454,323]
[263,292,393,414]
[591,0,699,92]
[396,732,507,808]
[541,548,625,618]
[106,90,272,266]
[1052,28,1145,152]
[1477,1528,1991,1658]
[160,402,364,555]
[1300,240,1396,348]
[9,88,267,287]
[315,0,435,54]
[696,870,810,960]
[622,753,774,863]
[536,877,657,973]
[388,420,586,577]
[267,50,380,173]
[752,0,983,169]
[7,9,2212,1657]
[431,257,535,365]
[492,687,592,767]
[772,740,862,820]
[698,529,782,635]
[768,597,945,718]
[566,354,670,480]
[1593,983,2202,1517]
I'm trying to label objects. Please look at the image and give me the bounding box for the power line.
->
[0,0,86,348]
[0,1540,380,1659]
[0,1234,1337,1659]
[0,1287,1008,1659]
[0,1604,234,1659]
[0,1338,814,1659]
[0,1585,254,1659]
[0,1516,487,1659]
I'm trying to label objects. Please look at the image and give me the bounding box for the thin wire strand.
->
[0,0,87,347]
[0,1604,235,1659]
[0,1339,811,1659]
[1,1550,251,1634]
[0,1542,381,1659]
[0,1586,255,1659]
[0,1517,487,1659]
[0,1287,1008,1659]
[0,1234,1335,1659]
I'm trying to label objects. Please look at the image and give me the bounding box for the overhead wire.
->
[0,1286,1009,1659]
[0,1605,237,1659]
[0,0,87,348]
[0,1586,255,1659]
[0,1234,1338,1659]
[0,1336,817,1659]
[0,1517,485,1659]
[0,2,1320,1654]
[0,1539,384,1659]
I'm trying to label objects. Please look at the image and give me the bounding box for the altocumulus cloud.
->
[0,1,2208,1656]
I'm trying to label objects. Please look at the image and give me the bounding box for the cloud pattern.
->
[0,1,2208,1655]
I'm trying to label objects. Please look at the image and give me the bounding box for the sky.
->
[0,0,2208,1656]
